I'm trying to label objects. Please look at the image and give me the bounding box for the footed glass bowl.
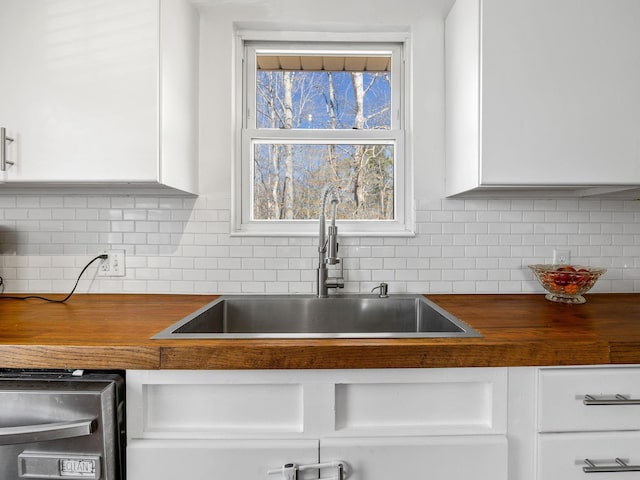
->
[528,264,606,304]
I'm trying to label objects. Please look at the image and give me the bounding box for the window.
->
[233,33,412,236]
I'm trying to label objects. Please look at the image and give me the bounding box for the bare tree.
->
[350,72,366,215]
[253,64,393,221]
[326,72,339,178]
[283,72,294,219]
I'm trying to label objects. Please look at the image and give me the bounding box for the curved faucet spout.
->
[319,185,339,248]
[317,185,344,297]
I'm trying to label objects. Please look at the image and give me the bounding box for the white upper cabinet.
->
[445,0,640,196]
[0,0,198,194]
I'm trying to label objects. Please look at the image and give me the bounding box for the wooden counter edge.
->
[0,345,160,370]
[158,339,611,370]
[610,342,640,364]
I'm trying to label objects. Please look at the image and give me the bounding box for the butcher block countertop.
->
[0,293,639,370]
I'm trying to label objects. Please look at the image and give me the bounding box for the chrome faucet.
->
[317,185,344,297]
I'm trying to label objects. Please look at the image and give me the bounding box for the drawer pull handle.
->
[583,458,640,473]
[268,461,346,480]
[1,127,15,172]
[583,394,640,406]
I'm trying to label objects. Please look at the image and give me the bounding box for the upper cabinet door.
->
[0,0,157,183]
[0,0,198,193]
[445,0,640,196]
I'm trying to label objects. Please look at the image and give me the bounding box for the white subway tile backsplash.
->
[1,193,640,295]
[265,258,288,270]
[275,246,300,258]
[454,257,476,270]
[568,212,591,222]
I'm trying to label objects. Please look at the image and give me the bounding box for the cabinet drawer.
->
[539,368,640,432]
[538,431,640,480]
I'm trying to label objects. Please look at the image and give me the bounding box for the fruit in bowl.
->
[528,264,606,304]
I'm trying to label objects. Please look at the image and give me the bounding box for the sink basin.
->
[153,295,481,339]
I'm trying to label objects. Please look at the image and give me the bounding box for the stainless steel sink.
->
[153,295,481,339]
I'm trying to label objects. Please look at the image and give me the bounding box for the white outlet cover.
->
[552,249,571,265]
[99,250,126,277]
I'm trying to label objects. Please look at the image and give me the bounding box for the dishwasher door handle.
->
[0,418,97,445]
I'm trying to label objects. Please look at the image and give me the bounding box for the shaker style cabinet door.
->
[0,0,158,183]
[446,0,640,195]
[127,439,320,480]
[321,436,508,480]
[0,0,198,192]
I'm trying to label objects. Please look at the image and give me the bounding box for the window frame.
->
[232,29,414,237]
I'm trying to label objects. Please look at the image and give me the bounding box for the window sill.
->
[230,221,415,237]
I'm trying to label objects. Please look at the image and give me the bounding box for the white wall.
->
[197,0,453,201]
[1,0,639,295]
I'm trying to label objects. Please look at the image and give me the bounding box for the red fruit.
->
[553,273,571,285]
[557,266,577,272]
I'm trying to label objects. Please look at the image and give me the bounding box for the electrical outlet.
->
[552,248,571,265]
[99,250,126,277]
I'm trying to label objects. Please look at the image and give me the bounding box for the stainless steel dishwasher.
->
[0,370,125,480]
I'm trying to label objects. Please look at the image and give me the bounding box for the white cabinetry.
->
[126,369,508,480]
[0,0,198,193]
[445,0,640,196]
[537,367,640,479]
[321,437,506,479]
[128,439,319,480]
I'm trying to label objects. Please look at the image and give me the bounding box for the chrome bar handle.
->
[300,461,344,480]
[1,127,15,172]
[268,461,346,480]
[267,463,298,480]
[584,458,640,473]
[0,418,97,445]
[583,394,640,406]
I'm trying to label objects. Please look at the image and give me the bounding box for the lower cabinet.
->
[126,368,508,480]
[128,436,506,480]
[536,366,640,480]
[125,365,640,480]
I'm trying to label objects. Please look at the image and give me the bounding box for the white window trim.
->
[231,29,414,237]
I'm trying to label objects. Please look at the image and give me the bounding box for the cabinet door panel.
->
[334,373,506,436]
[128,439,319,480]
[0,0,157,183]
[539,431,640,480]
[481,0,640,186]
[321,436,507,480]
[446,0,640,195]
